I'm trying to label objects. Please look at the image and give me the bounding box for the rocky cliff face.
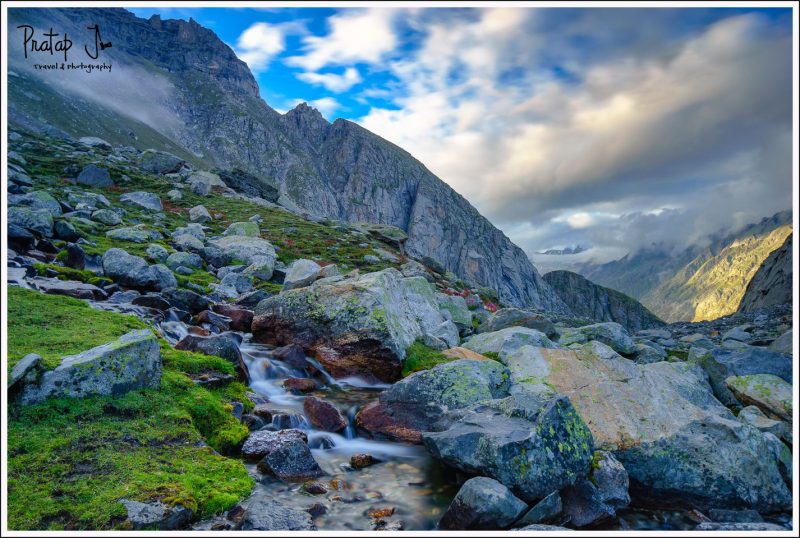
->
[542,270,664,332]
[579,211,793,322]
[738,233,793,313]
[7,7,568,313]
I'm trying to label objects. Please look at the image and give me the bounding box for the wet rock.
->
[514,491,562,527]
[241,497,316,530]
[303,482,328,495]
[257,439,325,481]
[211,304,254,332]
[356,359,511,443]
[32,277,107,301]
[463,327,557,359]
[175,333,242,364]
[252,405,273,421]
[283,377,316,393]
[254,269,460,382]
[162,287,209,314]
[423,393,594,503]
[121,499,192,530]
[76,164,113,187]
[726,374,792,422]
[241,429,308,461]
[477,308,557,337]
[120,191,162,211]
[558,322,636,355]
[19,330,161,405]
[283,259,322,291]
[561,452,630,527]
[304,396,347,432]
[350,453,378,469]
[438,477,527,530]
[306,502,327,518]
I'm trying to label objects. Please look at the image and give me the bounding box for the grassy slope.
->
[7,288,253,530]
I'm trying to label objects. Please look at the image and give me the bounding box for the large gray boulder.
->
[356,359,511,443]
[138,150,185,174]
[253,268,459,382]
[241,497,316,530]
[463,327,558,358]
[208,235,277,266]
[726,374,792,422]
[120,191,163,212]
[76,164,113,187]
[423,393,594,503]
[438,477,527,530]
[223,221,260,237]
[12,190,62,216]
[558,322,637,355]
[282,259,321,291]
[477,308,557,337]
[560,451,630,527]
[437,294,473,334]
[19,330,161,405]
[102,248,175,291]
[8,206,53,237]
[513,345,792,512]
[121,499,192,530]
[106,226,159,243]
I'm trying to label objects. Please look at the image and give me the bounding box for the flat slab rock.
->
[121,499,193,530]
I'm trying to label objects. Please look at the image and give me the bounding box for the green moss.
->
[667,349,689,361]
[175,269,218,293]
[401,340,455,377]
[482,351,501,362]
[7,288,254,529]
[33,263,113,287]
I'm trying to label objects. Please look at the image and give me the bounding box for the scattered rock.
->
[558,322,637,355]
[162,287,209,314]
[726,374,792,421]
[175,333,243,365]
[223,221,260,237]
[283,377,316,393]
[211,304,254,332]
[463,327,557,359]
[695,522,786,531]
[32,277,107,301]
[438,477,527,530]
[241,429,308,461]
[477,308,557,337]
[8,206,54,237]
[350,453,378,469]
[303,396,347,432]
[102,248,174,291]
[76,164,113,187]
[561,451,630,527]
[515,491,562,527]
[283,259,322,291]
[209,235,277,266]
[441,347,490,361]
[257,438,325,481]
[91,209,122,226]
[138,150,185,174]
[120,191,162,211]
[121,499,192,530]
[189,205,212,223]
[106,226,159,243]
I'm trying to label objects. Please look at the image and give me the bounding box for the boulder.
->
[76,164,113,187]
[437,294,473,334]
[477,308,556,337]
[241,429,308,461]
[356,359,511,443]
[19,330,161,405]
[282,259,322,291]
[513,346,791,512]
[769,330,792,355]
[283,378,316,393]
[54,220,83,242]
[726,374,792,422]
[138,150,185,174]
[106,226,159,243]
[102,248,173,291]
[257,439,325,481]
[31,277,107,301]
[558,322,637,355]
[463,327,557,359]
[121,499,192,530]
[303,396,347,432]
[423,393,594,503]
[175,334,242,365]
[144,244,169,264]
[560,451,630,527]
[223,221,260,237]
[272,344,309,369]
[91,209,122,226]
[242,256,275,281]
[515,491,562,527]
[442,347,491,361]
[737,406,791,444]
[9,353,44,398]
[189,205,211,223]
[240,497,316,530]
[13,190,62,216]
[8,206,53,237]
[120,191,162,212]
[209,235,277,266]
[438,477,527,530]
[78,136,112,149]
[633,343,666,365]
[253,269,459,382]
[162,288,209,314]
[64,243,85,271]
[211,304,254,333]
[166,251,203,270]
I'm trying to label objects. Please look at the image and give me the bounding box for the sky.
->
[131,6,794,265]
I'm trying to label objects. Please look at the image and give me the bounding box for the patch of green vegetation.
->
[482,351,501,362]
[401,340,455,377]
[33,263,112,287]
[667,349,689,361]
[7,288,254,529]
[175,268,218,293]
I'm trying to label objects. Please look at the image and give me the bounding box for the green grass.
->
[33,263,112,287]
[401,340,457,377]
[7,288,254,530]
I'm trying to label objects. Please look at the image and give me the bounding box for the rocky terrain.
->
[543,270,664,332]
[581,211,793,322]
[7,7,567,312]
[6,130,794,531]
[739,233,793,313]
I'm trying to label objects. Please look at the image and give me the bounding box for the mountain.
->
[579,211,793,322]
[538,245,588,255]
[738,233,793,312]
[542,270,664,332]
[7,7,568,313]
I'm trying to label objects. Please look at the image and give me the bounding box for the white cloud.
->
[235,22,286,72]
[287,8,398,70]
[297,67,362,92]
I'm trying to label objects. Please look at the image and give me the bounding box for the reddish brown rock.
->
[212,304,254,333]
[351,453,378,469]
[252,404,273,421]
[187,325,211,336]
[283,377,316,393]
[303,396,347,432]
[271,344,308,370]
[355,400,423,444]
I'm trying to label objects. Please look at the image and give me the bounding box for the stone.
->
[240,497,316,530]
[695,522,786,531]
[737,406,791,444]
[517,524,572,531]
[211,304,254,333]
[258,439,325,482]
[8,223,36,250]
[722,325,751,342]
[209,235,277,266]
[32,277,107,301]
[102,248,171,291]
[400,260,433,281]
[167,189,182,202]
[303,396,347,432]
[162,288,209,314]
[64,243,86,270]
[769,329,792,355]
[91,209,122,226]
[53,220,81,242]
[150,264,178,291]
[106,226,158,243]
[138,149,185,174]
[175,334,242,365]
[67,191,111,209]
[172,233,205,252]
[513,346,791,512]
[423,393,594,503]
[561,451,630,527]
[132,294,171,311]
[282,259,322,291]
[14,190,62,216]
[350,454,377,469]
[283,378,316,393]
[8,206,54,237]
[189,205,212,223]
[78,136,112,149]
[356,359,511,443]
[363,254,381,264]
[223,221,260,237]
[166,251,203,270]
[120,191,162,211]
[726,374,792,422]
[707,508,763,523]
[235,290,272,309]
[558,322,637,355]
[76,164,113,187]
[9,354,43,396]
[253,269,459,382]
[146,244,170,263]
[242,256,275,281]
[121,499,192,530]
[438,476,527,530]
[463,327,557,359]
[442,347,490,361]
[241,429,308,461]
[633,343,666,365]
[20,330,161,405]
[437,294,473,334]
[515,491,562,527]
[477,308,557,337]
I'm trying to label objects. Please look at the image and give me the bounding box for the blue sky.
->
[129,7,793,262]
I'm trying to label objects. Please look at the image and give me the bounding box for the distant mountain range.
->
[538,245,588,256]
[579,210,793,322]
